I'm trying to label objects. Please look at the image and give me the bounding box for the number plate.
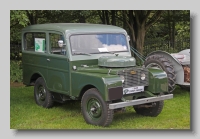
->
[123,86,144,95]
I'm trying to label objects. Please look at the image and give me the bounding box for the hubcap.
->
[87,98,102,120]
[37,85,46,103]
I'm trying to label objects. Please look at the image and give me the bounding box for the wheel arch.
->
[30,72,46,86]
[146,50,184,85]
[79,84,97,99]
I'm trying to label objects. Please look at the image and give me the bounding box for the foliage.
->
[175,10,190,40]
[176,22,190,40]
[10,10,30,42]
[10,10,30,27]
[10,52,22,60]
[145,10,190,45]
[10,85,190,129]
[10,45,22,60]
[10,60,23,82]
[10,10,190,56]
[143,39,190,56]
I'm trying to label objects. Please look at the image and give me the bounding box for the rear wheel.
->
[34,77,54,108]
[144,54,176,93]
[81,88,113,127]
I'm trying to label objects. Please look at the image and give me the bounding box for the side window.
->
[49,33,66,55]
[24,32,46,52]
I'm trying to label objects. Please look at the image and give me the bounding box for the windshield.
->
[70,34,128,55]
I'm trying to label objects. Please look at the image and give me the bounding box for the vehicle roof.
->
[21,23,127,34]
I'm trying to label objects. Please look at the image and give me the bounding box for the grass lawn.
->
[10,83,190,129]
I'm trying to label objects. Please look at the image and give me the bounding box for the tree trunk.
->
[111,10,116,25]
[123,12,126,30]
[105,10,110,25]
[135,24,146,54]
[168,10,172,47]
[126,10,162,55]
[128,10,135,49]
[172,10,176,48]
[26,10,37,25]
[98,10,106,24]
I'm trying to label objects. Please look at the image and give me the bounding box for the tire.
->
[34,77,54,108]
[81,88,114,127]
[133,100,164,117]
[144,54,176,93]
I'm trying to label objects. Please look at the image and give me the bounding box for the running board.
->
[109,94,173,109]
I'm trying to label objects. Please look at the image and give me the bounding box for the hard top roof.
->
[21,23,127,34]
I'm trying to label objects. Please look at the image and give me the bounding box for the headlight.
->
[141,73,145,80]
[120,75,125,83]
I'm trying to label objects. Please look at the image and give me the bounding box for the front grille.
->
[118,67,149,88]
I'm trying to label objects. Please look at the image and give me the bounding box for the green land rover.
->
[21,23,173,127]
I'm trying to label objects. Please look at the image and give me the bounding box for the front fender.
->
[71,71,123,101]
[146,68,169,94]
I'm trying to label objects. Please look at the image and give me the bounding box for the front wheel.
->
[34,77,54,108]
[81,88,113,127]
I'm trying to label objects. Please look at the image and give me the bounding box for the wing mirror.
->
[127,35,130,41]
[58,40,65,47]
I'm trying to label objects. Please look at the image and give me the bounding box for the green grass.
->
[10,85,190,129]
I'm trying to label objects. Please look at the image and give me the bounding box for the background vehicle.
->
[21,23,173,127]
[132,48,190,93]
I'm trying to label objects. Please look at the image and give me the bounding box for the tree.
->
[10,10,190,54]
[121,10,163,54]
[98,10,110,24]
[10,10,30,42]
[144,10,190,52]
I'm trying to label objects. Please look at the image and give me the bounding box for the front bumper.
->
[109,94,173,109]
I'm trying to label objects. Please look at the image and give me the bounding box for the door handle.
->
[47,59,50,61]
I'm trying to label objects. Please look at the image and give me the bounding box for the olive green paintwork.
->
[22,51,70,94]
[98,56,136,67]
[22,23,169,102]
[70,60,122,100]
[21,23,127,34]
[146,68,168,93]
[21,23,131,62]
[69,63,168,101]
[71,70,122,101]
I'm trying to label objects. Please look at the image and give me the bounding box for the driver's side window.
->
[49,33,66,55]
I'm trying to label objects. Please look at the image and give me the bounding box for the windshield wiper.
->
[101,51,115,54]
[102,51,119,56]
[73,52,91,56]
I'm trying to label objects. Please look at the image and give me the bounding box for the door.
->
[46,32,70,95]
[22,32,48,85]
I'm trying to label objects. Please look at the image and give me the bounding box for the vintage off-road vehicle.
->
[21,23,173,127]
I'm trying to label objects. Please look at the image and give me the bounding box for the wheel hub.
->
[88,99,102,119]
[38,86,46,101]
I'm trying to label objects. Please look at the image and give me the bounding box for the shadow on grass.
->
[114,111,142,120]
[52,100,82,114]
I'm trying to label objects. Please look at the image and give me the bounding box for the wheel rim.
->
[36,85,46,104]
[146,63,163,70]
[87,98,102,120]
